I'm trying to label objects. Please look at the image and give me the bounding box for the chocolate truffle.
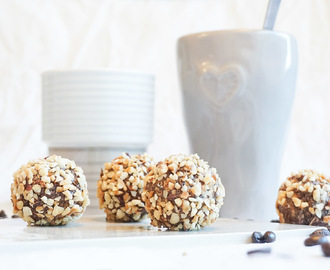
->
[11,155,90,225]
[142,153,225,231]
[276,169,330,227]
[97,153,154,222]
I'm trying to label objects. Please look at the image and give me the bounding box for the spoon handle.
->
[263,0,282,30]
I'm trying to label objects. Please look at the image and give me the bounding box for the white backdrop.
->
[1,0,330,203]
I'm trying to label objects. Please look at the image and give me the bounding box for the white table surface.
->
[0,202,329,270]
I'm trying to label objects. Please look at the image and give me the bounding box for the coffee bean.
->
[304,235,328,246]
[0,210,7,219]
[251,231,265,243]
[264,231,276,243]
[321,243,330,257]
[270,219,280,223]
[309,229,330,237]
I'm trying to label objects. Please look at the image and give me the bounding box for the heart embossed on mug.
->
[199,62,246,110]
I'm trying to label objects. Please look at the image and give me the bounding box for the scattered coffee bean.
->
[0,210,7,219]
[321,243,330,257]
[247,247,272,255]
[251,231,265,243]
[304,235,328,246]
[270,219,280,223]
[251,231,277,243]
[309,229,330,237]
[11,214,19,219]
[263,231,276,243]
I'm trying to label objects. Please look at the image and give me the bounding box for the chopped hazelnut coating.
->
[276,169,330,227]
[142,153,225,231]
[11,155,90,226]
[97,153,154,222]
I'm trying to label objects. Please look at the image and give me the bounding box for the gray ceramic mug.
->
[177,29,298,221]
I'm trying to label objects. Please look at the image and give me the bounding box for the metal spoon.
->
[263,0,282,30]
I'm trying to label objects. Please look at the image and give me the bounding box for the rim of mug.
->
[42,68,154,79]
[178,29,296,42]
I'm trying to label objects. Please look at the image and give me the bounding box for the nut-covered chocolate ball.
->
[142,153,225,231]
[11,155,90,226]
[97,153,154,222]
[276,169,330,227]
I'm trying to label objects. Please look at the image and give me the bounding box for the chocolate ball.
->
[276,169,330,227]
[142,153,225,231]
[97,153,154,222]
[11,155,90,226]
